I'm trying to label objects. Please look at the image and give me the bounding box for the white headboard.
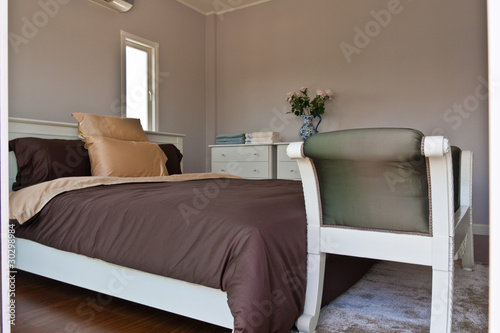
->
[8,117,185,190]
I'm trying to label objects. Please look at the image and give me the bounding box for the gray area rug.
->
[293,261,488,333]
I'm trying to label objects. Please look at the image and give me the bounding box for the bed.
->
[8,116,373,333]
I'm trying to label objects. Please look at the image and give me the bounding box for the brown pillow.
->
[9,138,91,191]
[158,144,183,175]
[72,113,149,142]
[85,136,168,177]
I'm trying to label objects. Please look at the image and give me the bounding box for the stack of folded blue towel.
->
[215,133,246,145]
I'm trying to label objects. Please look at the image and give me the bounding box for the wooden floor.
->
[10,235,489,333]
[11,270,232,333]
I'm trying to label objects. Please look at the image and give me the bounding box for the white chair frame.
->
[287,135,474,333]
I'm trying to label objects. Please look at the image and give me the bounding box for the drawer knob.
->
[289,169,295,172]
[253,168,257,172]
[253,152,257,156]
[220,168,225,172]
[221,153,226,157]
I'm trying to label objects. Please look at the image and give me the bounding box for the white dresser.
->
[209,143,300,180]
[209,144,277,179]
[275,143,301,180]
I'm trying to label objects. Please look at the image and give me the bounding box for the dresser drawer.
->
[277,161,300,180]
[212,146,271,162]
[212,161,270,179]
[277,144,292,161]
[276,144,300,180]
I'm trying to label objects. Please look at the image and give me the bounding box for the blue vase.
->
[299,114,322,141]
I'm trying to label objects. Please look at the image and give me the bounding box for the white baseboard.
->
[473,224,489,236]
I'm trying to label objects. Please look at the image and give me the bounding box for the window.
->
[121,31,159,131]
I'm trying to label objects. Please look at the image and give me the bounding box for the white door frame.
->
[487,1,500,332]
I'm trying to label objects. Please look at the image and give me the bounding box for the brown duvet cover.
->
[13,177,308,332]
[12,176,374,332]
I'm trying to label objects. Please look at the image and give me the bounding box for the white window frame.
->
[120,30,159,131]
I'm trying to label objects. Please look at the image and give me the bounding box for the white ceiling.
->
[176,0,272,15]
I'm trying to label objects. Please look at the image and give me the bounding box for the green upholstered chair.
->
[287,128,474,333]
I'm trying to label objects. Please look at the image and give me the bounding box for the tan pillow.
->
[72,113,149,142]
[85,136,168,177]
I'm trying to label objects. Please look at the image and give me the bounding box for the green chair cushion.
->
[304,128,430,234]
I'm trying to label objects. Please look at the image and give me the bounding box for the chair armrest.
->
[287,141,305,159]
[423,136,450,157]
[286,141,322,254]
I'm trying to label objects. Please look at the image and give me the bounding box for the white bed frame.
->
[8,117,235,330]
[287,136,475,333]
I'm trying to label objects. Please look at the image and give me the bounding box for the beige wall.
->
[8,0,207,173]
[7,0,490,227]
[213,0,489,227]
